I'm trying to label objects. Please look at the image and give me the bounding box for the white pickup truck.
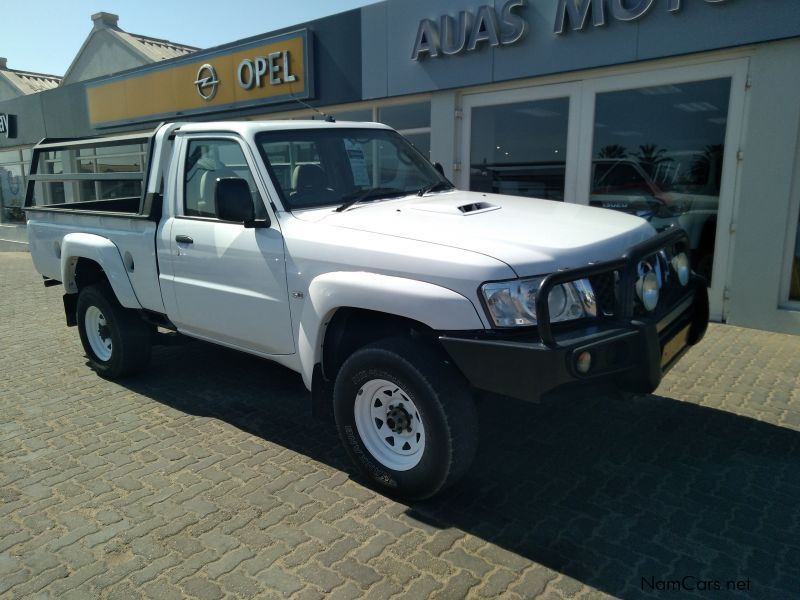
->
[25,120,708,499]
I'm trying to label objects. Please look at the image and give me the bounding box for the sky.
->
[1,0,380,76]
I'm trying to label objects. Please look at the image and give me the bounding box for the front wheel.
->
[76,282,153,379]
[333,338,478,500]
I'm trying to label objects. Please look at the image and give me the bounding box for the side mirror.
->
[433,162,445,176]
[215,177,269,228]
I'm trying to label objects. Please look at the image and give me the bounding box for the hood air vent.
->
[410,201,500,216]
[458,201,498,214]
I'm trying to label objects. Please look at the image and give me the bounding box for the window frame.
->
[177,133,269,224]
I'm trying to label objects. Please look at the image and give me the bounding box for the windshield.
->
[255,127,449,210]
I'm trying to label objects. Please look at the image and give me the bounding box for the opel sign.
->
[237,52,297,90]
[194,64,220,101]
[193,53,299,100]
[87,30,311,128]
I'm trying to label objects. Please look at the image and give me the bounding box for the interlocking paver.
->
[253,564,304,595]
[2,251,800,599]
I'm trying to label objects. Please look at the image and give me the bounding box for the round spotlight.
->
[575,351,592,374]
[671,252,690,286]
[636,271,660,311]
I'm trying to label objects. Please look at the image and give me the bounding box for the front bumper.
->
[439,229,709,403]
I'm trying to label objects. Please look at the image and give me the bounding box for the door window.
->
[183,139,264,219]
[591,78,732,281]
[469,97,569,200]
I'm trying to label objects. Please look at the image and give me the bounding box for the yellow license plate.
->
[661,324,691,370]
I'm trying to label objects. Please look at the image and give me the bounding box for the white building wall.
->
[726,38,800,334]
[429,92,457,181]
[0,78,20,102]
[61,30,146,85]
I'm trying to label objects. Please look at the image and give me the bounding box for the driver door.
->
[166,135,294,355]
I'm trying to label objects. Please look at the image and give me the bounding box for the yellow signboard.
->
[87,30,311,128]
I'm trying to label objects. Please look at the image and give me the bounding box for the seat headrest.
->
[292,164,327,192]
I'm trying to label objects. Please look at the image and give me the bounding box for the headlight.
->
[481,276,596,327]
[671,252,690,286]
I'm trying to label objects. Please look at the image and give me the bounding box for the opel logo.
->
[194,64,219,101]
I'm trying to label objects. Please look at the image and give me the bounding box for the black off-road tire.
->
[76,282,153,379]
[333,337,478,501]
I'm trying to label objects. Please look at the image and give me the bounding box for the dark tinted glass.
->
[378,103,430,130]
[470,97,569,200]
[592,78,732,282]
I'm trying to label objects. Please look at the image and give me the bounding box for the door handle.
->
[175,235,194,244]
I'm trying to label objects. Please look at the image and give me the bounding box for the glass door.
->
[577,59,749,320]
[460,83,581,202]
[458,60,747,320]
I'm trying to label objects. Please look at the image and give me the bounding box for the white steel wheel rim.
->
[353,378,426,472]
[85,305,113,362]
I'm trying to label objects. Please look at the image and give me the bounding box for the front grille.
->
[631,249,687,317]
[587,243,690,319]
[589,272,617,316]
[535,228,692,348]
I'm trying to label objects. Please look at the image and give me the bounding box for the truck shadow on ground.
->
[121,339,800,600]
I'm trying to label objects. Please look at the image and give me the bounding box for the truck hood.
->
[294,190,655,276]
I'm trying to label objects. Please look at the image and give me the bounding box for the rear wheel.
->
[333,337,478,500]
[76,282,153,378]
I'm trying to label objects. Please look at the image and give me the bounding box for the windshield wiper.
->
[335,188,407,212]
[417,180,454,196]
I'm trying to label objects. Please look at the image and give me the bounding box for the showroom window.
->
[266,101,433,160]
[0,148,32,223]
[326,102,432,173]
[591,78,732,282]
[377,102,431,160]
[333,103,432,159]
[469,97,569,200]
[328,108,373,122]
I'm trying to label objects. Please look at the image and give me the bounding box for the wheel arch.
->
[322,308,440,382]
[61,233,140,309]
[298,271,485,390]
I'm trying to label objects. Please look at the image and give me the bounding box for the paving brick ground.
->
[1,251,799,599]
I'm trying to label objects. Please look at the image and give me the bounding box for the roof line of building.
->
[122,31,200,52]
[1,68,62,81]
[0,58,61,81]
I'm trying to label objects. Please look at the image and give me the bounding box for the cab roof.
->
[174,120,393,136]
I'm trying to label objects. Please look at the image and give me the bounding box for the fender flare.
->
[297,271,485,388]
[61,233,141,309]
